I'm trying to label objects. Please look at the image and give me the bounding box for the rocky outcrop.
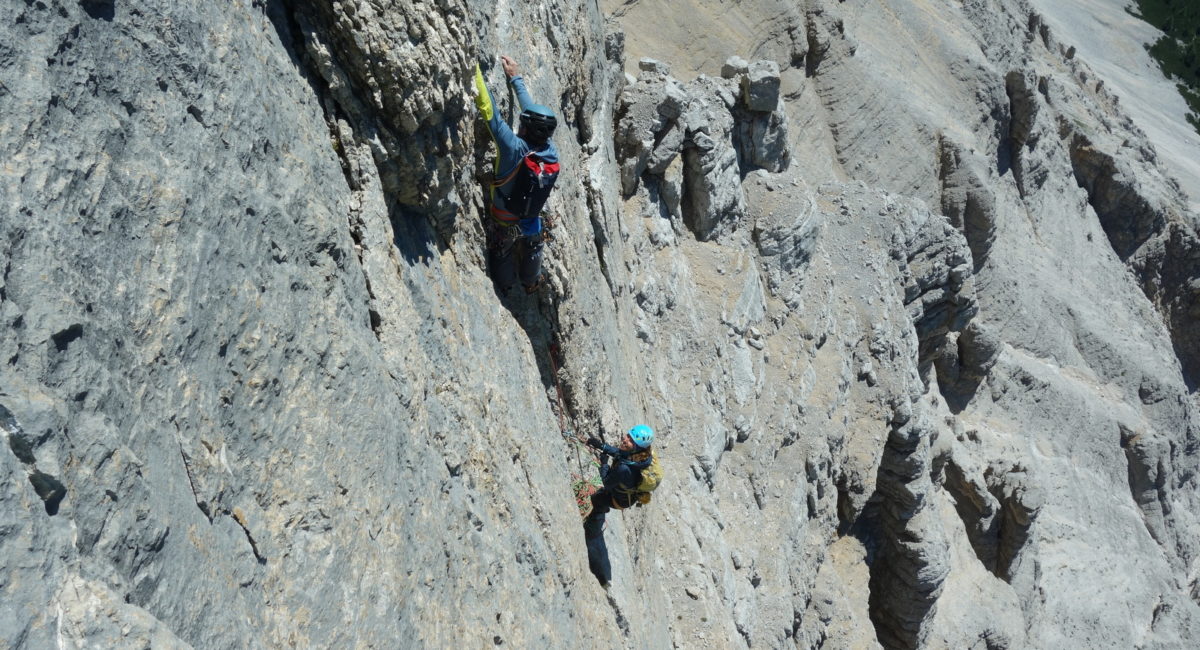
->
[615,59,690,197]
[678,75,745,240]
[287,0,479,239]
[867,408,950,650]
[4,0,1200,648]
[1132,222,1200,392]
[938,137,998,270]
[728,58,791,174]
[615,57,789,240]
[1,1,621,647]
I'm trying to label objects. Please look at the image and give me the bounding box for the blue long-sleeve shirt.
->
[474,70,559,236]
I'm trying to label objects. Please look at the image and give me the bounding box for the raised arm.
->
[500,55,538,111]
[474,63,524,155]
[510,76,537,112]
[586,436,620,458]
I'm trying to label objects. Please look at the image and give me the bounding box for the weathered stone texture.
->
[3,0,1200,648]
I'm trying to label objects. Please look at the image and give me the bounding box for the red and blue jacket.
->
[474,66,559,236]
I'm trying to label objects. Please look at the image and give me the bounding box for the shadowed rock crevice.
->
[987,471,1040,583]
[3,404,68,516]
[1003,70,1047,198]
[1060,126,1199,390]
[1134,223,1200,392]
[81,0,116,22]
[229,508,267,565]
[938,137,998,271]
[865,412,949,650]
[51,323,84,353]
[1067,134,1165,261]
[3,407,38,465]
[175,433,212,524]
[27,470,67,516]
[938,455,996,566]
[933,322,1000,414]
[939,454,1040,582]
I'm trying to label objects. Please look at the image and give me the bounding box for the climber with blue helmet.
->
[583,424,660,587]
[473,55,560,295]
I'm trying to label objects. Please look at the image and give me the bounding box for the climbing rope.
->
[547,341,591,451]
[548,341,605,517]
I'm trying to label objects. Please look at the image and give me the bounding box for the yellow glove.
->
[474,63,494,121]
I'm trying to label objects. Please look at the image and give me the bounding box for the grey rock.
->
[660,78,690,119]
[737,106,791,173]
[680,78,746,240]
[645,123,686,176]
[751,183,820,298]
[939,137,998,269]
[742,59,782,112]
[1,0,627,647]
[4,0,1200,648]
[638,57,671,77]
[660,155,686,221]
[871,412,952,650]
[620,142,653,196]
[721,55,750,80]
[616,69,687,195]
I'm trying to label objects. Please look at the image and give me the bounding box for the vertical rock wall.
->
[2,0,1199,648]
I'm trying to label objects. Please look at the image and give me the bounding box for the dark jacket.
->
[596,446,652,506]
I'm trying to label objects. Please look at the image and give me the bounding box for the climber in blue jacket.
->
[474,55,560,294]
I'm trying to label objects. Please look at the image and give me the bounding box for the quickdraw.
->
[541,210,558,242]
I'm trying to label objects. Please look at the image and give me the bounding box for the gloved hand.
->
[473,64,493,120]
[586,436,603,449]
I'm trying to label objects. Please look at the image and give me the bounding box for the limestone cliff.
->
[2,0,1198,648]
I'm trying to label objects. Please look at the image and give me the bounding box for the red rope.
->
[548,342,599,485]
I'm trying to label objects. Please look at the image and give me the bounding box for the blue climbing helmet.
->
[519,103,557,144]
[628,424,654,449]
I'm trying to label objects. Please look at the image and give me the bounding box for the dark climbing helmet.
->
[519,104,557,144]
[628,425,654,449]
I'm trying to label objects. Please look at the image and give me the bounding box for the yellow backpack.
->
[620,449,663,506]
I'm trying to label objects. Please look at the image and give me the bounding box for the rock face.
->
[3,1,1200,649]
[615,57,789,241]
